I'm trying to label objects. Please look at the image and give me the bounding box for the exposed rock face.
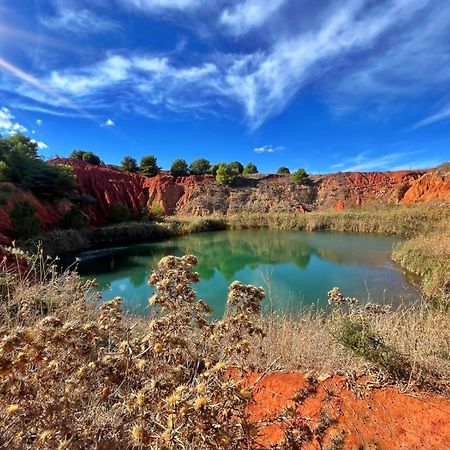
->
[0,158,448,241]
[402,164,450,204]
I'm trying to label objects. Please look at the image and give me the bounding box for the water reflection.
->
[70,230,420,317]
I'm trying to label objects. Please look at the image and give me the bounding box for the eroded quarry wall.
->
[0,158,449,242]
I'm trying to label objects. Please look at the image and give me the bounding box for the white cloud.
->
[4,0,448,131]
[101,118,115,127]
[220,0,285,35]
[0,107,27,135]
[36,119,42,126]
[335,150,428,172]
[31,140,49,150]
[118,0,204,12]
[41,0,118,33]
[412,105,450,129]
[254,145,285,153]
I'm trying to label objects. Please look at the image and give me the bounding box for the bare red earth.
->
[246,372,450,449]
[0,159,448,240]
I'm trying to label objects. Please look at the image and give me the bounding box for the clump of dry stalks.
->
[0,249,272,449]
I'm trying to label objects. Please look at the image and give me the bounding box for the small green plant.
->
[291,168,310,184]
[277,166,290,174]
[10,200,42,239]
[148,203,165,221]
[243,162,258,175]
[61,205,89,229]
[109,201,132,223]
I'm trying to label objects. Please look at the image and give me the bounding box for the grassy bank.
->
[1,203,449,448]
[215,203,449,237]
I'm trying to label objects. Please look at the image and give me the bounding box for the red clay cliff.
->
[0,158,448,241]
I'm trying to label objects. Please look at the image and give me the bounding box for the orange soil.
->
[246,373,450,449]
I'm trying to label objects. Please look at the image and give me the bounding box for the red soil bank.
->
[246,372,450,449]
[0,159,448,240]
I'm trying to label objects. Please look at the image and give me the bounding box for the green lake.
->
[72,230,420,317]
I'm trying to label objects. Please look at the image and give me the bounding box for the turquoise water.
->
[72,230,420,317]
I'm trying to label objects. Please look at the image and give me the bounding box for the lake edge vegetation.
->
[0,203,449,448]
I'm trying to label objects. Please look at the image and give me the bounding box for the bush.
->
[216,163,238,186]
[147,203,165,221]
[121,156,138,173]
[209,164,219,176]
[70,150,101,165]
[291,168,310,184]
[10,200,42,239]
[229,161,244,174]
[277,166,290,174]
[61,205,89,230]
[140,155,160,177]
[0,135,77,198]
[243,162,258,175]
[190,158,211,175]
[170,159,189,177]
[109,202,132,223]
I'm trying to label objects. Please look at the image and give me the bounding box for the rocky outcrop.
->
[0,159,448,241]
[402,164,450,204]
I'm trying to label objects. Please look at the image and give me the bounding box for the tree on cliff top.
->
[0,134,77,198]
[140,155,160,177]
[70,150,101,165]
[277,166,290,174]
[229,161,244,174]
[190,158,211,175]
[121,156,138,173]
[243,162,258,175]
[216,162,238,186]
[291,168,311,184]
[170,159,189,177]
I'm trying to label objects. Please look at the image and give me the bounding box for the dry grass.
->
[249,301,450,393]
[393,232,450,301]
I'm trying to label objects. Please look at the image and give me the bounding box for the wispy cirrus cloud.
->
[332,149,439,172]
[41,0,118,33]
[3,0,450,133]
[116,0,205,12]
[412,105,450,129]
[220,0,286,35]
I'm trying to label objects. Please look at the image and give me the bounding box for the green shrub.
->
[277,166,290,174]
[170,159,189,177]
[70,150,101,165]
[140,155,160,177]
[209,164,219,176]
[61,205,89,229]
[243,162,258,175]
[229,161,244,174]
[291,168,310,184]
[216,163,238,186]
[120,156,138,173]
[10,200,42,239]
[190,158,211,175]
[109,202,132,223]
[0,135,77,198]
[148,203,165,221]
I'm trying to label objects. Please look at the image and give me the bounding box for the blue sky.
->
[0,0,449,173]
